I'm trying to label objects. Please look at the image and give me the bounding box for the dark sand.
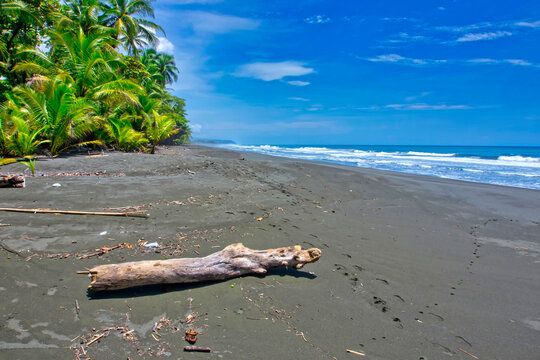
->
[0,145,539,360]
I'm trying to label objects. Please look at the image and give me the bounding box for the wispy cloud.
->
[381,17,421,23]
[362,54,539,68]
[305,15,331,24]
[287,80,311,86]
[306,104,323,111]
[183,11,260,34]
[386,103,472,110]
[382,32,430,44]
[156,37,175,54]
[468,58,536,67]
[435,22,494,32]
[515,20,540,28]
[456,31,512,42]
[289,97,310,101]
[365,54,446,65]
[233,61,314,81]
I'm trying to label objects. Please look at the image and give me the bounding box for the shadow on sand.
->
[87,267,317,300]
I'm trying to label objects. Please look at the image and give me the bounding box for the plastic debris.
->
[52,183,61,187]
[99,231,108,236]
[144,242,159,248]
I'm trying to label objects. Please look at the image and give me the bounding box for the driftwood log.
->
[0,175,25,188]
[80,243,322,291]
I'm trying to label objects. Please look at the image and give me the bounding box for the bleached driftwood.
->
[80,243,322,291]
[0,175,25,188]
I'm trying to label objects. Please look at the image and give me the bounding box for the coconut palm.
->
[100,0,163,56]
[13,78,99,154]
[153,53,178,87]
[144,109,177,154]
[104,115,148,151]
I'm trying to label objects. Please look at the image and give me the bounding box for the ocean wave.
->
[498,155,540,163]
[407,151,456,157]
[216,144,540,190]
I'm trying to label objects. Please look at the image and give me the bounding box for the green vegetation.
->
[0,0,189,158]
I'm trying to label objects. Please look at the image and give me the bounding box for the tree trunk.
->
[0,175,25,188]
[81,243,322,291]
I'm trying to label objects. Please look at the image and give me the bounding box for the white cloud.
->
[366,54,446,66]
[456,31,512,42]
[437,7,446,11]
[183,11,260,34]
[233,61,314,81]
[467,58,536,67]
[289,97,310,101]
[156,37,175,54]
[504,59,533,66]
[405,91,430,102]
[306,104,323,111]
[515,20,540,28]
[191,123,202,133]
[435,22,494,32]
[386,103,472,110]
[287,80,311,86]
[305,15,331,24]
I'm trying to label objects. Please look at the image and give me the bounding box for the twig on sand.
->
[86,332,107,346]
[0,223,10,226]
[346,349,366,356]
[0,207,148,218]
[77,243,130,260]
[75,300,80,315]
[184,346,211,352]
[458,347,479,359]
[296,331,308,342]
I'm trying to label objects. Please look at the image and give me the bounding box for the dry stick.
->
[0,223,10,226]
[346,349,366,356]
[458,347,479,359]
[0,207,148,218]
[86,333,107,346]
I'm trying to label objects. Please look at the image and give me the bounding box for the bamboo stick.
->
[0,207,148,218]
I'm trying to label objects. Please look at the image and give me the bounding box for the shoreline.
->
[206,143,540,191]
[0,145,539,359]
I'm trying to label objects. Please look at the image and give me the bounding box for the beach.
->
[0,145,539,360]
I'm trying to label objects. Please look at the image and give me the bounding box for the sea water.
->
[211,144,540,190]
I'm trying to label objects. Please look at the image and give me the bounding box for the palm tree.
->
[154,53,178,87]
[100,0,163,56]
[59,0,108,35]
[13,78,99,154]
[144,109,177,154]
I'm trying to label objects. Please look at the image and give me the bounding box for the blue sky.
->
[153,0,540,145]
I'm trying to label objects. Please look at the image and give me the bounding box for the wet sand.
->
[0,145,539,360]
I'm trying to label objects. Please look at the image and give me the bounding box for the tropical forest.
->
[0,0,190,161]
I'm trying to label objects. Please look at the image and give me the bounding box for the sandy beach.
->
[0,145,539,360]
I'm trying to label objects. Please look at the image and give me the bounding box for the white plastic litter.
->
[144,242,159,248]
[99,231,107,236]
[52,183,61,187]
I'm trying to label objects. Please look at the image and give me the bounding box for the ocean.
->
[210,144,540,190]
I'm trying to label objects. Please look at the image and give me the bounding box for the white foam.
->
[498,155,540,163]
[408,151,456,157]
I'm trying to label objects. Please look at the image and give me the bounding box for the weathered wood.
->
[82,243,322,291]
[0,175,25,188]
